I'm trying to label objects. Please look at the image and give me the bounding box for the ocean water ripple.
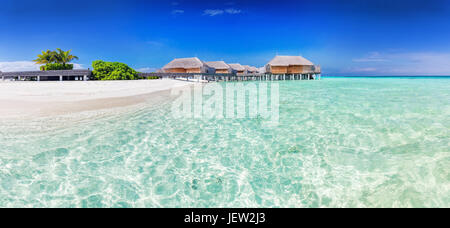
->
[0,78,449,207]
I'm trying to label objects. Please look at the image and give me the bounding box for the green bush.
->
[40,63,74,71]
[92,60,139,80]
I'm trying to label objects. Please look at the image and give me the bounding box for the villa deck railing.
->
[138,72,321,81]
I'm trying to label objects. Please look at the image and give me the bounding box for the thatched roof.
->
[228,63,246,71]
[267,56,314,66]
[162,57,204,69]
[243,65,259,72]
[205,61,230,70]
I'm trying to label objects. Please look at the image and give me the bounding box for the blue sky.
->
[1,0,450,75]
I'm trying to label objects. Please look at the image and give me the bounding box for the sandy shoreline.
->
[0,79,194,118]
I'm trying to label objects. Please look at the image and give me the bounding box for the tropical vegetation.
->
[33,50,157,80]
[92,60,140,80]
[33,49,79,71]
[41,63,74,71]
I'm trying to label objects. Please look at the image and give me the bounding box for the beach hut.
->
[243,65,258,75]
[266,55,315,74]
[228,63,246,75]
[313,65,321,74]
[257,66,266,74]
[205,61,232,74]
[162,57,211,73]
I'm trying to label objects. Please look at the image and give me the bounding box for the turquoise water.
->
[0,78,449,208]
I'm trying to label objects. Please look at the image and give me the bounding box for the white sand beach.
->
[0,79,194,118]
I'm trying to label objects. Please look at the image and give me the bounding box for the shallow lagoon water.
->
[0,78,449,207]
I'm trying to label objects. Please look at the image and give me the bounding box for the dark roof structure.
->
[0,69,92,78]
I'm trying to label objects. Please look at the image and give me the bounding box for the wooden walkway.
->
[138,72,321,82]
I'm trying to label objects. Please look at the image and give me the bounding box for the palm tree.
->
[33,50,56,64]
[54,48,79,66]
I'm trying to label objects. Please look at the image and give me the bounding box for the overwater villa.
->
[244,65,259,74]
[266,55,320,74]
[162,57,212,73]
[143,55,322,81]
[228,63,246,75]
[1,55,321,82]
[205,61,233,74]
[258,66,266,74]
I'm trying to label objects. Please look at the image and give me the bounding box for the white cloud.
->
[0,61,84,72]
[203,8,242,16]
[352,52,387,62]
[203,9,224,16]
[136,67,158,73]
[386,52,450,75]
[171,9,184,15]
[348,51,450,75]
[0,61,41,72]
[348,67,378,72]
[146,41,164,47]
[225,8,241,14]
[73,64,84,69]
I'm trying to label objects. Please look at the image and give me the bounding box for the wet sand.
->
[0,79,194,118]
